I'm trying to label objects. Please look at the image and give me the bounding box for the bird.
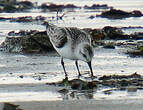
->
[46,23,94,78]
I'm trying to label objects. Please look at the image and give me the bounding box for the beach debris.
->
[103,89,113,95]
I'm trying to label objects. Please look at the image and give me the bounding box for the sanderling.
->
[46,23,94,78]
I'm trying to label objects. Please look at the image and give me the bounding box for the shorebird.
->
[46,23,94,78]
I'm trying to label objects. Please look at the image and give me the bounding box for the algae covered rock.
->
[97,9,143,19]
[0,30,55,53]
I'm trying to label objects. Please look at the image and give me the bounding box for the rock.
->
[58,88,69,94]
[70,79,97,90]
[0,0,34,13]
[103,26,124,39]
[126,45,143,56]
[103,42,115,49]
[97,9,142,19]
[84,4,111,9]
[3,4,17,12]
[19,75,24,78]
[88,15,95,19]
[0,17,11,21]
[87,81,98,90]
[132,10,142,17]
[0,30,55,53]
[18,1,34,9]
[119,80,130,87]
[40,3,80,11]
[130,32,143,40]
[70,79,86,90]
[89,28,105,40]
[127,86,137,92]
[10,16,33,22]
[3,103,19,110]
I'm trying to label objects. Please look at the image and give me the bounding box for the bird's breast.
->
[55,43,77,60]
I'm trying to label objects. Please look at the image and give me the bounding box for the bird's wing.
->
[65,27,91,44]
[47,26,68,48]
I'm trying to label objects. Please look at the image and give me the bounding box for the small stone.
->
[19,75,24,78]
[58,88,69,94]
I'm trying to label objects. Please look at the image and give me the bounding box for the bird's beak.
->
[87,61,94,77]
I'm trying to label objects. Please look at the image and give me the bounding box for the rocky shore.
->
[0,26,143,56]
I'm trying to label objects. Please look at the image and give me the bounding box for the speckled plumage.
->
[46,24,91,51]
[46,23,94,77]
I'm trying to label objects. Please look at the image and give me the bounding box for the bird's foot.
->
[78,73,82,79]
[91,75,97,80]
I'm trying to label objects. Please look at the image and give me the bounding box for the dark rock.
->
[130,72,141,78]
[64,4,80,8]
[97,9,143,19]
[99,75,111,80]
[3,4,17,12]
[119,80,129,87]
[88,15,95,19]
[0,17,11,21]
[18,1,34,9]
[103,44,115,49]
[19,75,24,78]
[10,16,33,22]
[99,73,142,81]
[70,79,86,90]
[58,88,69,94]
[132,10,142,17]
[103,26,124,39]
[0,0,34,13]
[0,30,55,53]
[40,3,80,11]
[87,81,97,90]
[3,103,19,110]
[89,28,105,40]
[126,45,143,57]
[69,79,97,90]
[84,4,111,9]
[35,16,46,21]
[101,80,117,87]
[130,32,143,40]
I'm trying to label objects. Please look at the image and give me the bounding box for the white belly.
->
[55,43,76,60]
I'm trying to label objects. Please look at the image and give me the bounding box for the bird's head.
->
[76,43,94,77]
[77,43,94,63]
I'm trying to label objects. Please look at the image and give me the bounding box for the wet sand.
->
[1,99,143,110]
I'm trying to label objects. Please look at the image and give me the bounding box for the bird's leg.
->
[87,61,94,78]
[61,58,68,77]
[75,60,81,77]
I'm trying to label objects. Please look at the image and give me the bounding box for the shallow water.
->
[0,0,143,102]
